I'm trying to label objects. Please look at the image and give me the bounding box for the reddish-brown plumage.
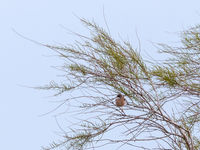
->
[116,94,125,107]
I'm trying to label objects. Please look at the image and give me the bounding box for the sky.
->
[1,0,200,149]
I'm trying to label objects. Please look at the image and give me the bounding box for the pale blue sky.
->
[1,0,200,150]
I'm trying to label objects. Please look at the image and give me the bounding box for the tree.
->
[40,19,200,150]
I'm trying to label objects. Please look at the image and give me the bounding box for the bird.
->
[116,93,125,107]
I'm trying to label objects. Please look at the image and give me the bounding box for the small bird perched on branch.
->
[116,94,125,107]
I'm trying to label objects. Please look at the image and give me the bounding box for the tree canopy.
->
[40,19,200,150]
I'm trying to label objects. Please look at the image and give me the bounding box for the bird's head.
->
[117,93,122,98]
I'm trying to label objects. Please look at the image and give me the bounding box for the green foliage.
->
[36,81,74,96]
[69,64,88,75]
[43,119,109,150]
[151,66,178,87]
[40,19,200,150]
